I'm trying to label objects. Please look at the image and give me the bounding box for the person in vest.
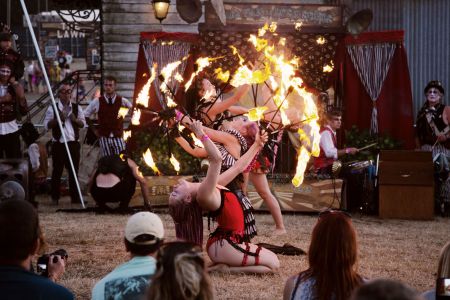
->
[44,83,86,204]
[0,32,24,81]
[0,60,27,159]
[416,80,450,215]
[314,109,358,175]
[84,76,132,157]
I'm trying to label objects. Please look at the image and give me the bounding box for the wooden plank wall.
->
[102,0,203,99]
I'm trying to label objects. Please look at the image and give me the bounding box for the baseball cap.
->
[125,212,164,245]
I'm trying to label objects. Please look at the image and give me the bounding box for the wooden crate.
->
[378,150,434,220]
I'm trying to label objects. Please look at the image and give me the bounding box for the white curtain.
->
[143,40,192,109]
[347,43,396,133]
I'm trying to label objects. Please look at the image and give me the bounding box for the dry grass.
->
[37,196,450,300]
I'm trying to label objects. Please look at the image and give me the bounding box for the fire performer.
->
[415,80,450,214]
[172,115,259,241]
[169,120,279,273]
[313,109,358,175]
[187,77,287,235]
[84,76,132,157]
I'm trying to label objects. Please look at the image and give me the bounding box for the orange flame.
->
[118,107,129,119]
[191,133,204,148]
[169,154,180,173]
[131,109,141,125]
[143,148,160,175]
[136,63,157,108]
[123,130,132,141]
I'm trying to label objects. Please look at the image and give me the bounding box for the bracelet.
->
[175,110,183,122]
[200,134,209,142]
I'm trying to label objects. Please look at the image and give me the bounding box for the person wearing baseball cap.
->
[92,212,164,300]
[416,80,450,215]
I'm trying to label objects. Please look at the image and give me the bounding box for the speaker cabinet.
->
[378,150,434,220]
[0,159,29,202]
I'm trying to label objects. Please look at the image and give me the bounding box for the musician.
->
[415,80,450,213]
[314,109,358,175]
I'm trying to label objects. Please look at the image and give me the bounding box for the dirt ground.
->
[35,195,450,300]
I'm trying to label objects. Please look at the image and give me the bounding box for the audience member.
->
[422,241,450,300]
[84,76,132,157]
[147,241,214,300]
[89,154,151,211]
[0,200,73,300]
[92,212,164,300]
[352,279,420,300]
[283,210,364,300]
[0,60,28,159]
[44,83,86,204]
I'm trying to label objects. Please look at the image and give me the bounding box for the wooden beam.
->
[103,61,141,71]
[104,52,138,62]
[103,43,139,53]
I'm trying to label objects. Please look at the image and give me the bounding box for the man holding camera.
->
[0,200,73,299]
[92,212,164,300]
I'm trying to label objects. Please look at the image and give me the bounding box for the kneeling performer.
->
[169,120,279,274]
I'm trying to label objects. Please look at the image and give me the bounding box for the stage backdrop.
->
[333,30,415,149]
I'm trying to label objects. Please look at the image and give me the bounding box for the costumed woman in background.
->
[89,154,151,212]
[415,80,450,215]
[169,120,279,273]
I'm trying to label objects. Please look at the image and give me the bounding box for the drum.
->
[341,160,376,214]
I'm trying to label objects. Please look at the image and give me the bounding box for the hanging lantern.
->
[152,0,171,23]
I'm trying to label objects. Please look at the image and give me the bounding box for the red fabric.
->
[314,126,337,170]
[132,32,199,124]
[206,190,245,250]
[332,31,415,149]
[98,96,123,137]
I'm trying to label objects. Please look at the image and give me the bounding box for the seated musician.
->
[313,109,358,175]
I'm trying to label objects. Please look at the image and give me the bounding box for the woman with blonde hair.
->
[147,241,214,300]
[283,210,364,300]
[422,241,450,299]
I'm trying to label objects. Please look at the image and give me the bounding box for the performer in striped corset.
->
[415,80,450,215]
[84,76,132,157]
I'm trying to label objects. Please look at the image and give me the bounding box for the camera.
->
[36,249,68,277]
[437,278,450,299]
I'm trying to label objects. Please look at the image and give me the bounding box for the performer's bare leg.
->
[207,240,279,274]
[250,172,286,235]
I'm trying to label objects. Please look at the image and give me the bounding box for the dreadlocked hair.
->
[169,199,204,246]
[147,241,214,300]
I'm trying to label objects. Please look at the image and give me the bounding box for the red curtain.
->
[133,32,199,113]
[333,31,415,149]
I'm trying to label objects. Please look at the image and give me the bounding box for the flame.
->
[166,96,177,108]
[323,61,334,73]
[123,130,132,141]
[191,133,204,148]
[143,148,160,175]
[295,21,303,31]
[118,107,129,119]
[131,109,141,125]
[136,63,157,108]
[292,147,310,187]
[258,23,269,37]
[215,68,230,83]
[160,61,182,96]
[316,36,326,45]
[170,154,181,173]
[174,73,184,82]
[184,57,213,90]
[246,106,268,121]
[178,124,185,132]
[269,22,277,32]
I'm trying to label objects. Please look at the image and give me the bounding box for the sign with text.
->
[205,3,342,28]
